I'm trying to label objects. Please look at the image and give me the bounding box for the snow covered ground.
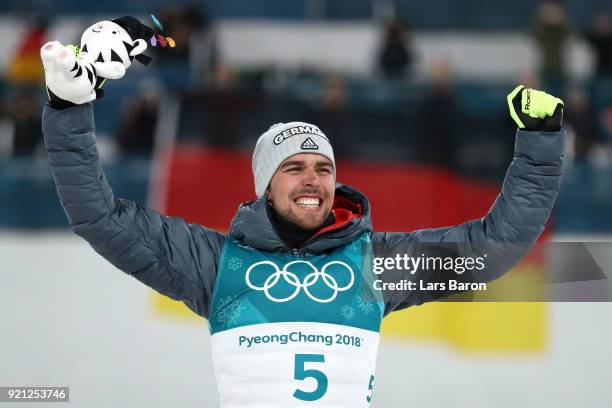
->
[1,231,610,407]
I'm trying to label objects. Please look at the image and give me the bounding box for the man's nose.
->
[302,168,320,187]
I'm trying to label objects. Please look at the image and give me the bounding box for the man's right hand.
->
[41,41,114,109]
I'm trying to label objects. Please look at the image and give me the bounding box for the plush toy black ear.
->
[111,16,154,65]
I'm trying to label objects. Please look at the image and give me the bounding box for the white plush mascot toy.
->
[41,16,154,109]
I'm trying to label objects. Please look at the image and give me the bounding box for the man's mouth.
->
[294,196,321,210]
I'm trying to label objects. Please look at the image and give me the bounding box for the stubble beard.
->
[280,205,329,231]
[270,185,332,230]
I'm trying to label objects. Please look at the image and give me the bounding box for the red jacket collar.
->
[314,195,363,237]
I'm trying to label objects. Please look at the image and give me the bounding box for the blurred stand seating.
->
[2,69,611,230]
[2,0,611,30]
[0,2,611,231]
[0,153,151,228]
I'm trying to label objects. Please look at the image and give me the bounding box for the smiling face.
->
[267,153,335,230]
[80,21,135,68]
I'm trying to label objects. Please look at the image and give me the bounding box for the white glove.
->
[40,41,124,109]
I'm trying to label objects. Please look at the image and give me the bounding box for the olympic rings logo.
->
[245,260,354,303]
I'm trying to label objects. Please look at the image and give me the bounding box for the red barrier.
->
[160,145,500,233]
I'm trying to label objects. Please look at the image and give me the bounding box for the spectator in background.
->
[601,105,612,145]
[531,0,572,83]
[417,58,461,169]
[585,14,612,78]
[5,90,42,156]
[115,84,161,155]
[153,5,211,88]
[155,5,206,62]
[308,75,353,158]
[181,64,261,148]
[564,86,598,162]
[377,18,413,79]
[202,65,243,147]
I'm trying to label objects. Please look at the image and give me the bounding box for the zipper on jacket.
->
[290,247,313,257]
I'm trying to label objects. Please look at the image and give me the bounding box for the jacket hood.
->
[228,183,372,254]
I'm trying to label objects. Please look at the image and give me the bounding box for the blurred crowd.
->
[0,0,611,172]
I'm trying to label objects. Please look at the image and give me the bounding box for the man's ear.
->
[129,39,147,56]
[266,185,278,203]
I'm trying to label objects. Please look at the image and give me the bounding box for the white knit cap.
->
[252,121,335,198]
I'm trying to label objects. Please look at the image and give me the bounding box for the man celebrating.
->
[42,38,563,407]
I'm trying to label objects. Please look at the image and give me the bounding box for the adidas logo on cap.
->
[301,138,319,150]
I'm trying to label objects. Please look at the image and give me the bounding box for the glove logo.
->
[245,260,354,303]
[524,88,531,111]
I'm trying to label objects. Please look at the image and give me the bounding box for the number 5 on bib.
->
[293,354,328,401]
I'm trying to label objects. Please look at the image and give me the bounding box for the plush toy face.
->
[80,20,147,72]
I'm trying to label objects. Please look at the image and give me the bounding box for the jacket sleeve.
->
[372,129,564,316]
[42,103,224,319]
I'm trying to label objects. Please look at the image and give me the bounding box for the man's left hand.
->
[507,85,564,132]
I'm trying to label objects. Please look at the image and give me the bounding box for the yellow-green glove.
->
[507,85,564,132]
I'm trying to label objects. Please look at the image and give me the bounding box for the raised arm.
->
[374,86,564,314]
[41,41,223,318]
